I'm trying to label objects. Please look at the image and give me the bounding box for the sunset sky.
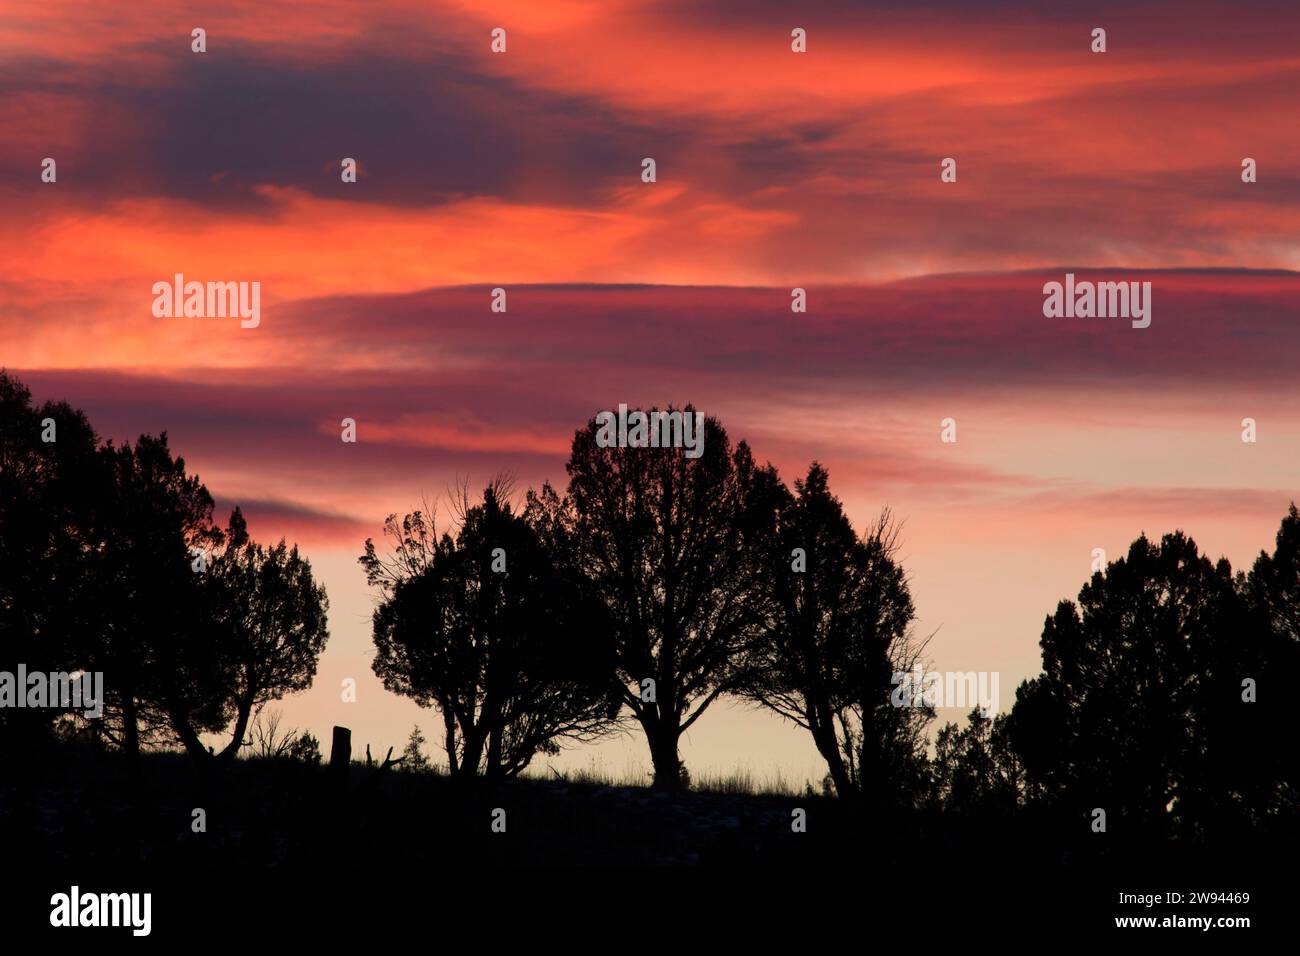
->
[3,0,1299,785]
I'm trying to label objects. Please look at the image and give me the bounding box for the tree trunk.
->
[170,712,210,762]
[439,707,460,780]
[809,702,853,797]
[441,705,459,776]
[214,699,254,762]
[121,693,141,773]
[167,696,253,764]
[459,723,486,778]
[645,715,685,790]
[485,727,504,780]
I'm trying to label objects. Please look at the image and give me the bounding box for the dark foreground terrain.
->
[1,744,1290,938]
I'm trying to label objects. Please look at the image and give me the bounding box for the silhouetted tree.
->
[83,433,219,766]
[933,708,1023,817]
[2,372,329,770]
[1224,505,1300,822]
[533,409,775,789]
[736,463,932,805]
[1007,531,1251,837]
[401,725,432,772]
[362,481,620,778]
[287,730,322,766]
[0,372,105,756]
[169,507,330,763]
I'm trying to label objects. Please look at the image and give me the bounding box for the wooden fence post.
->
[329,726,351,784]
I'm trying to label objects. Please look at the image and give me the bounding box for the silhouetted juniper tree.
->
[1,371,329,768]
[0,372,105,756]
[933,708,1023,817]
[170,507,330,763]
[532,410,776,789]
[87,433,220,766]
[362,480,621,778]
[1228,506,1300,823]
[735,463,933,805]
[1007,531,1256,837]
